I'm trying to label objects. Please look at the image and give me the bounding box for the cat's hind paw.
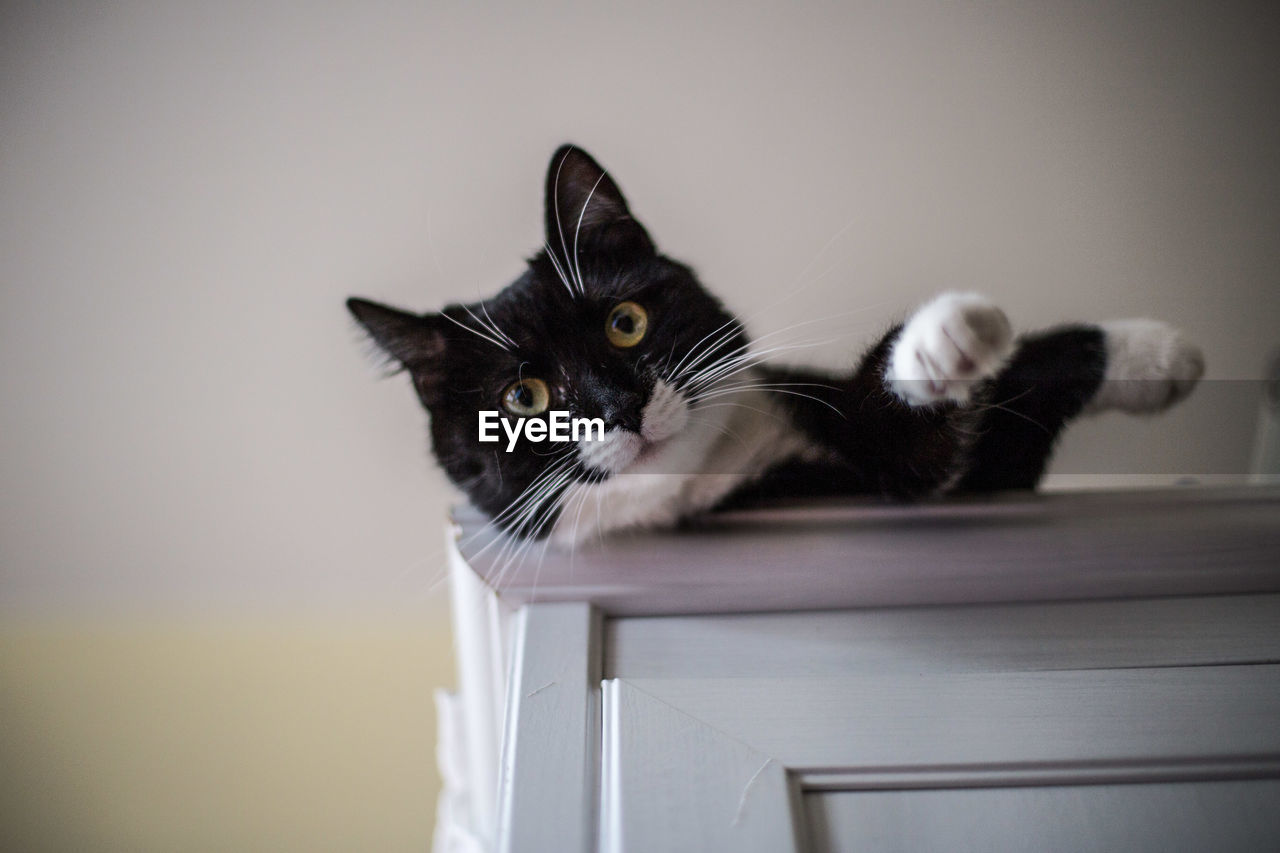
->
[886,292,1014,407]
[1087,319,1204,414]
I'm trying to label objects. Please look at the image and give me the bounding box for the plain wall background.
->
[3,0,1279,613]
[2,1,1278,849]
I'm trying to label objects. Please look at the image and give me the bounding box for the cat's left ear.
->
[347,297,449,401]
[347,297,444,364]
[544,144,655,257]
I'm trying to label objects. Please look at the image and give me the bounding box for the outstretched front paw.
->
[886,292,1014,406]
[1088,319,1204,414]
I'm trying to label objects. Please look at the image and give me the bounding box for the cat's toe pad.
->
[887,292,1014,406]
[1088,319,1204,414]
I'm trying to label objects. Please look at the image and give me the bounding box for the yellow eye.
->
[606,301,648,348]
[501,377,550,416]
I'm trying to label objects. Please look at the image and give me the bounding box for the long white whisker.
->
[543,241,577,298]
[694,385,846,417]
[552,150,575,299]
[488,469,573,588]
[695,380,842,398]
[482,447,582,582]
[666,316,745,380]
[463,303,514,349]
[464,451,578,553]
[970,400,1051,434]
[670,311,851,388]
[671,321,748,383]
[593,475,607,546]
[671,305,889,392]
[684,414,749,446]
[485,452,577,526]
[687,399,793,428]
[567,475,596,552]
[479,301,517,347]
[439,311,510,351]
[789,217,861,297]
[572,172,607,294]
[528,473,584,599]
[684,340,837,394]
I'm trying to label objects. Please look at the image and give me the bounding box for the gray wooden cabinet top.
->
[453,485,1280,616]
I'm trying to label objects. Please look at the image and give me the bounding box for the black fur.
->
[955,326,1107,491]
[349,146,745,537]
[348,145,1109,538]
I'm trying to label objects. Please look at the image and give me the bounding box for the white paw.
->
[886,292,1014,406]
[1088,319,1204,414]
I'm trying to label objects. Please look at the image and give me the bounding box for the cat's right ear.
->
[347,297,447,396]
[544,144,654,257]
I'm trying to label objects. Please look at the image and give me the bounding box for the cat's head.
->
[348,146,748,538]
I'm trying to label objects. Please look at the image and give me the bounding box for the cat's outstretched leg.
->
[1085,319,1204,414]
[954,318,1204,491]
[884,294,1205,415]
[741,292,1017,502]
[884,291,1016,405]
[744,295,1203,504]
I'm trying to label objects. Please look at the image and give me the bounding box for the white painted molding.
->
[442,522,514,851]
[496,603,601,853]
[600,679,802,853]
[801,759,1280,791]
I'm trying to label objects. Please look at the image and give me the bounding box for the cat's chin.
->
[546,388,807,546]
[628,436,668,467]
[613,419,718,478]
[588,433,671,478]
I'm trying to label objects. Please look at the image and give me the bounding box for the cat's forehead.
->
[440,251,712,378]
[529,253,654,301]
[487,261,654,322]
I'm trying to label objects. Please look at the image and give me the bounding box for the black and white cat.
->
[349,146,1203,545]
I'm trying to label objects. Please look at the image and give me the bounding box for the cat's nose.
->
[582,387,644,433]
[578,375,645,432]
[600,398,643,433]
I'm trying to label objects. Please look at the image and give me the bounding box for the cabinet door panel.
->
[806,781,1280,853]
[603,593,1280,853]
[607,595,1280,679]
[625,667,1280,771]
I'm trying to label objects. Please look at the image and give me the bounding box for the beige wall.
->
[2,1,1278,848]
[1,615,453,852]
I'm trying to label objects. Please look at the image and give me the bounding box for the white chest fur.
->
[549,378,814,545]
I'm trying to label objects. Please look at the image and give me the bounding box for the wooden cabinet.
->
[435,487,1280,852]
